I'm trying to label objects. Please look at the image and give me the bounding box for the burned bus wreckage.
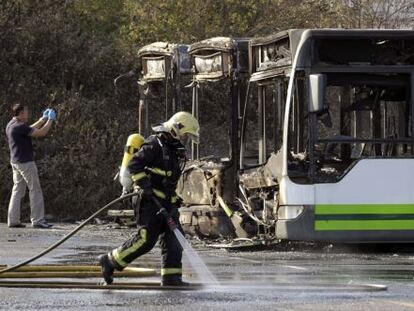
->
[117,29,414,244]
[134,42,192,135]
[109,42,191,222]
[177,37,250,239]
[178,29,414,243]
[116,41,192,134]
[238,29,414,243]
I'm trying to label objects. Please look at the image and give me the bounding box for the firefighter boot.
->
[98,254,115,285]
[161,275,190,286]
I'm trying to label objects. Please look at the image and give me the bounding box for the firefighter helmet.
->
[153,111,199,144]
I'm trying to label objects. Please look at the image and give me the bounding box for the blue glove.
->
[42,109,50,120]
[48,109,57,121]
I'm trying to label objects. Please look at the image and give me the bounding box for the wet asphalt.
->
[1,223,414,310]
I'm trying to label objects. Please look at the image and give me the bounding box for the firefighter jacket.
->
[128,133,185,206]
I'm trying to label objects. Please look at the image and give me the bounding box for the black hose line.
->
[0,192,140,275]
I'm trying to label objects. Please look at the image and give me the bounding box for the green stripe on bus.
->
[315,214,414,221]
[315,220,414,231]
[315,204,414,215]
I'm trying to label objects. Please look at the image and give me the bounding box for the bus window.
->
[289,79,307,155]
[243,84,260,166]
[265,81,285,156]
[197,81,232,160]
[287,78,309,182]
[242,79,286,168]
[312,73,412,182]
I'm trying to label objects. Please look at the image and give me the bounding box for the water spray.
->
[153,197,218,285]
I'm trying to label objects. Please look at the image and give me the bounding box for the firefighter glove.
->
[156,207,169,219]
[133,176,154,197]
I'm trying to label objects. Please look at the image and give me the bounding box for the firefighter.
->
[99,111,199,286]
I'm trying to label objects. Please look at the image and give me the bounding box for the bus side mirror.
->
[308,74,326,112]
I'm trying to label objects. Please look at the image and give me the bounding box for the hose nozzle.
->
[166,216,177,231]
[156,207,177,230]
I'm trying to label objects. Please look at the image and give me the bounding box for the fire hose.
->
[0,192,140,275]
[0,192,212,290]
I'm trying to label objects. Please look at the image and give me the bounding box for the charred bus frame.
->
[110,42,191,223]
[239,29,414,242]
[178,37,249,238]
[136,42,191,135]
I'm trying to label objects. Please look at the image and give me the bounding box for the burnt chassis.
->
[177,37,253,238]
[180,29,414,243]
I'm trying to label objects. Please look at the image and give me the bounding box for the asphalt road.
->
[1,223,414,310]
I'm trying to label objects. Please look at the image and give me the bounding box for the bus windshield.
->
[197,81,232,160]
[289,72,414,183]
[242,78,287,167]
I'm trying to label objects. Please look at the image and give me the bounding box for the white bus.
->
[239,29,414,242]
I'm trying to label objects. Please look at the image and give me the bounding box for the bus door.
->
[239,77,287,236]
